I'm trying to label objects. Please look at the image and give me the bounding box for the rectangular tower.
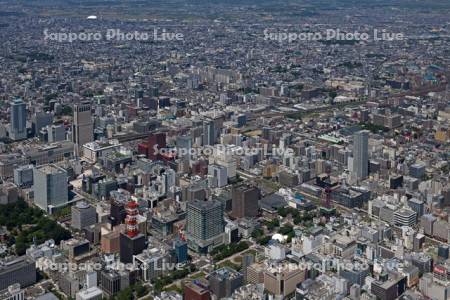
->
[72,102,94,147]
[9,98,27,141]
[352,130,369,181]
[186,200,224,253]
[33,164,68,212]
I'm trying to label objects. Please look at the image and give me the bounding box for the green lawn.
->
[217,260,241,271]
[190,272,206,280]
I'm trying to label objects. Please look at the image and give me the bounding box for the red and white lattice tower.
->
[125,201,139,238]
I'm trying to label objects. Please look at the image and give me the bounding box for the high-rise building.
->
[242,254,255,284]
[340,266,370,286]
[0,182,18,205]
[203,120,215,146]
[410,253,433,275]
[177,135,192,161]
[110,199,127,226]
[138,132,167,160]
[408,198,424,219]
[208,267,243,299]
[86,271,97,288]
[393,208,417,227]
[13,164,34,188]
[59,271,80,298]
[0,256,36,291]
[349,284,361,300]
[9,98,27,141]
[359,109,369,122]
[186,200,225,253]
[71,201,97,230]
[208,164,228,188]
[72,102,94,148]
[32,111,53,137]
[173,239,188,263]
[246,263,265,284]
[33,164,68,213]
[420,214,436,236]
[119,232,146,264]
[352,130,369,181]
[225,223,239,243]
[101,231,120,254]
[371,275,406,300]
[419,273,450,300]
[409,163,426,179]
[148,132,166,160]
[133,248,169,282]
[264,264,305,298]
[99,271,122,296]
[184,280,210,300]
[45,124,66,143]
[231,185,260,219]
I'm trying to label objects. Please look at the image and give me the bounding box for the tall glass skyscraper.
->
[352,130,369,181]
[9,98,27,141]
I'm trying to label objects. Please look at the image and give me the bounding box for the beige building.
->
[100,224,125,254]
[82,140,121,163]
[247,262,265,284]
[264,263,306,297]
[72,102,94,149]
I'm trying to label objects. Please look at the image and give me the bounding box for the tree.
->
[213,242,249,261]
[278,224,294,235]
[293,215,303,225]
[290,208,300,218]
[277,207,288,217]
[257,235,272,245]
[0,199,71,255]
[266,218,280,231]
[116,287,133,300]
[60,106,73,116]
[15,235,27,255]
[135,283,147,297]
[251,228,264,239]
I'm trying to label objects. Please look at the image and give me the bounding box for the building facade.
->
[186,200,225,253]
[33,164,68,212]
[9,99,27,141]
[352,130,369,181]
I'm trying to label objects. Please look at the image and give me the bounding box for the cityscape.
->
[0,0,449,299]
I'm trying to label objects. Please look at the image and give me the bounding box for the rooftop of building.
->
[209,267,242,280]
[185,280,209,294]
[35,164,66,175]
